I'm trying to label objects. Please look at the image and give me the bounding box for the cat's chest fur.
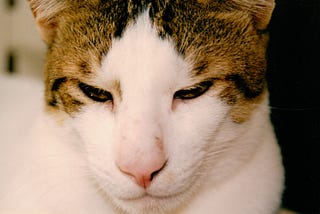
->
[0,1,284,214]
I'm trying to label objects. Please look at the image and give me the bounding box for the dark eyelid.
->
[78,82,113,103]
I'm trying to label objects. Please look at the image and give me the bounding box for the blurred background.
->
[0,0,319,213]
[0,0,45,78]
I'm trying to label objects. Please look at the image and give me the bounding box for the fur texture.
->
[0,1,284,213]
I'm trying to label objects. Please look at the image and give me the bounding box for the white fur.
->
[0,12,283,214]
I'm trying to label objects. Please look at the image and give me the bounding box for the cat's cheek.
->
[156,96,231,189]
[71,105,114,144]
[67,105,145,196]
[69,105,116,167]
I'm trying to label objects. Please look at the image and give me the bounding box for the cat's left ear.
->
[200,0,275,30]
[248,0,275,30]
[26,0,69,44]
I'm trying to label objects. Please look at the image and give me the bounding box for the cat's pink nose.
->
[116,137,167,188]
[117,158,166,188]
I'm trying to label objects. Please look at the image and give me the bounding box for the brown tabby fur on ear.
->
[26,0,71,44]
[240,0,275,30]
[198,0,275,30]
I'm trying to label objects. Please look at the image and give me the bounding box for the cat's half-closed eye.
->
[79,82,113,103]
[173,81,213,100]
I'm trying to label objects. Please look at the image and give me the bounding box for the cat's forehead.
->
[99,11,190,89]
[52,1,257,78]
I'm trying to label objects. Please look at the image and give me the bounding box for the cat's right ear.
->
[26,0,69,44]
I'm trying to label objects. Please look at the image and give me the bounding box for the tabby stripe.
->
[51,77,67,91]
[226,74,263,99]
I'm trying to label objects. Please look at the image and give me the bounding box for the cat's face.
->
[28,0,275,213]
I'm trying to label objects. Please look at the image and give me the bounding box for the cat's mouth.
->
[123,193,164,201]
[112,185,198,214]
[115,181,195,209]
[115,192,184,212]
[118,190,181,201]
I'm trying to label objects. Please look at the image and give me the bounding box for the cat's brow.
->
[51,77,67,91]
[192,60,209,76]
[78,61,91,75]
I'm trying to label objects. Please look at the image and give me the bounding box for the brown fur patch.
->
[151,3,270,122]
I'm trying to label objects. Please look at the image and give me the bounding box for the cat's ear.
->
[248,0,275,30]
[26,0,69,44]
[199,0,275,30]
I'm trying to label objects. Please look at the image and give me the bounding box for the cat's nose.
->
[116,137,167,188]
[117,158,167,188]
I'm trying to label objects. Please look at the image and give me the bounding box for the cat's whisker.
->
[269,106,313,111]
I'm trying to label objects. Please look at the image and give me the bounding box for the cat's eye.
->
[174,81,213,100]
[79,82,113,103]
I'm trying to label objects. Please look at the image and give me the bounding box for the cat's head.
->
[28,0,275,213]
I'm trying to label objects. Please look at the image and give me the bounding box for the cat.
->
[0,0,284,213]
